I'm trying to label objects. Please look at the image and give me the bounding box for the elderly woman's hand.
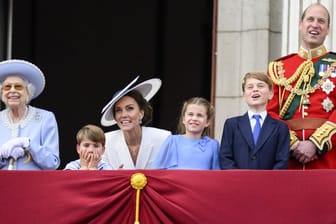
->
[10,147,25,160]
[0,138,29,160]
[0,137,30,159]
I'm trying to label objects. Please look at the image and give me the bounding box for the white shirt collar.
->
[248,110,267,121]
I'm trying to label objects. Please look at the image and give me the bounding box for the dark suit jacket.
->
[219,112,289,169]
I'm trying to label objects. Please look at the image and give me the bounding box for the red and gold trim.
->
[309,121,336,152]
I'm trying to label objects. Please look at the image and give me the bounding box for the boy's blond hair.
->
[76,124,105,145]
[242,72,273,92]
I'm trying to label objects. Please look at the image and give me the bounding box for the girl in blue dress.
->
[152,97,220,170]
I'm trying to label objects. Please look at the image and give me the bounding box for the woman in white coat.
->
[100,76,171,169]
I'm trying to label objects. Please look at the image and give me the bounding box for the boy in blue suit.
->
[219,72,290,169]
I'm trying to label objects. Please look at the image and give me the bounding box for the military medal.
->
[319,64,329,77]
[321,79,335,95]
[322,97,334,112]
[331,66,336,78]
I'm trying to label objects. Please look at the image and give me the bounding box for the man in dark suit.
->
[219,72,290,169]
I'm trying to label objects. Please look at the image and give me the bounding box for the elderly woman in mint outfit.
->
[0,59,60,170]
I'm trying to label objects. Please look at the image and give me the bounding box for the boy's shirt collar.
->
[248,110,267,120]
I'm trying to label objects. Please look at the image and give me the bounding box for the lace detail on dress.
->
[1,106,37,138]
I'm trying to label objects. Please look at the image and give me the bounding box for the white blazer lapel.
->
[117,131,135,169]
[135,128,154,169]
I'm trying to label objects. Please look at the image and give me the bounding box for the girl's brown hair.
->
[177,97,214,137]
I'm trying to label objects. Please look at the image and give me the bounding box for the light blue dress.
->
[0,106,60,170]
[64,159,112,170]
[151,135,220,170]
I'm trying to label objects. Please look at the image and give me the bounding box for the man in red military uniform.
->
[267,3,336,169]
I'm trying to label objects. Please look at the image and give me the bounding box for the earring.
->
[139,118,142,125]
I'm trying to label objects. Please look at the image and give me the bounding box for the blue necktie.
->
[253,114,261,145]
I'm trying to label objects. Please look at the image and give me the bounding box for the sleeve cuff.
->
[290,130,299,150]
[309,121,336,154]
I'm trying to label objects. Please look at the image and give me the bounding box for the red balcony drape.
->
[1,170,336,224]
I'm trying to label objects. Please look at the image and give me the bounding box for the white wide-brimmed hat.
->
[101,76,162,127]
[0,59,45,99]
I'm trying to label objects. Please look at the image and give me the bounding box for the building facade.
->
[214,0,335,140]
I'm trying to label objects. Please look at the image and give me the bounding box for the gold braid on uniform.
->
[268,60,315,119]
[309,121,336,154]
[289,130,299,150]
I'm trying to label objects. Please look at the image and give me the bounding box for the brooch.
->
[34,112,41,121]
[322,97,334,112]
[321,79,335,95]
